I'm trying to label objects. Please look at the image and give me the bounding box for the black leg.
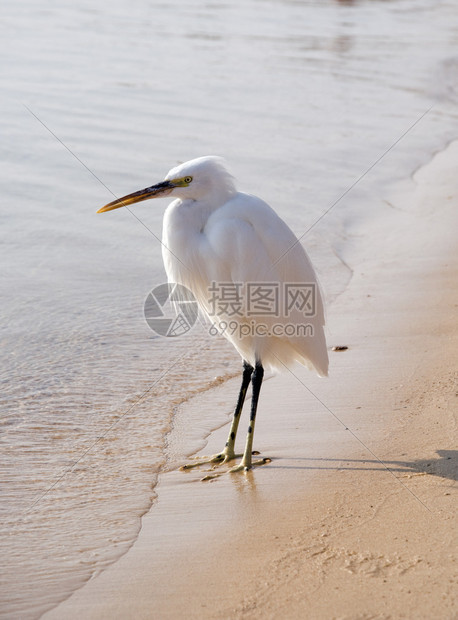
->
[237,361,264,470]
[181,360,270,475]
[219,360,253,460]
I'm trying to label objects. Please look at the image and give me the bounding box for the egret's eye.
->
[184,176,193,184]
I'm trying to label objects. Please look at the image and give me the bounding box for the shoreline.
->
[43,141,458,619]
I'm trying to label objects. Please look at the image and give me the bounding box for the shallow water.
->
[1,0,457,617]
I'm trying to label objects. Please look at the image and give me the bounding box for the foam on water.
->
[1,0,457,617]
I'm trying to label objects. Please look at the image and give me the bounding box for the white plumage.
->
[162,157,328,377]
[98,156,328,473]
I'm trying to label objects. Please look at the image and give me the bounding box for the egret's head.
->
[97,156,235,213]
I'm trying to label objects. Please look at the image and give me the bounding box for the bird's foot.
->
[180,450,271,480]
[200,456,271,481]
[200,456,270,481]
[180,450,239,471]
[228,455,272,474]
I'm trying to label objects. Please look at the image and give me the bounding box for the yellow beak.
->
[97,181,174,213]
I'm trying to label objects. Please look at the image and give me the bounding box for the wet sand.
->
[44,141,458,619]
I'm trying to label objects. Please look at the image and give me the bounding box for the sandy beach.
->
[3,2,458,618]
[41,136,458,618]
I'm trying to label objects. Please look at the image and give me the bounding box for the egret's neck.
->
[161,199,205,285]
[165,184,235,231]
[164,198,210,233]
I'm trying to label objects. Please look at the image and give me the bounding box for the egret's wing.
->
[202,194,328,375]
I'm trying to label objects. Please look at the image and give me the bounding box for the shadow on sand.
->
[269,449,458,482]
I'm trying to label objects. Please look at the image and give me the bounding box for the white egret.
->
[98,157,328,473]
